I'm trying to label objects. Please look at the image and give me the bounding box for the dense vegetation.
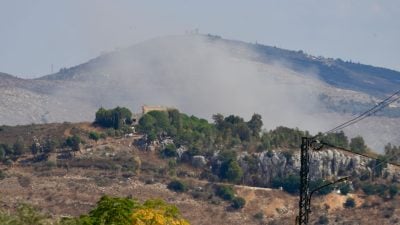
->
[63,196,189,225]
[0,107,399,216]
[0,196,189,225]
[95,107,132,129]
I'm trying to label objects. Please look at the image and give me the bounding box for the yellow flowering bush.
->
[131,199,189,225]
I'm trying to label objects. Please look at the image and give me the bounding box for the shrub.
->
[89,131,100,141]
[231,197,246,209]
[272,174,300,194]
[215,185,235,201]
[310,179,334,195]
[317,215,329,224]
[339,184,351,195]
[253,212,264,221]
[389,185,398,199]
[359,171,370,181]
[167,180,188,193]
[344,197,356,208]
[162,144,178,158]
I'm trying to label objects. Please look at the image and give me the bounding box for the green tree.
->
[384,143,400,164]
[212,113,225,130]
[350,136,367,153]
[89,196,138,225]
[339,184,351,195]
[148,111,170,131]
[372,155,388,177]
[30,142,40,155]
[272,174,300,194]
[138,114,156,133]
[60,197,189,225]
[65,135,81,152]
[13,136,25,156]
[168,109,182,131]
[247,113,263,137]
[43,137,58,154]
[95,107,132,129]
[236,123,251,142]
[219,159,243,183]
[320,131,349,148]
[0,145,6,161]
[310,179,334,195]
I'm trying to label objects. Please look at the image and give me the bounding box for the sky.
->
[0,0,399,78]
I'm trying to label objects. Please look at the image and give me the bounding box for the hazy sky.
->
[0,0,399,78]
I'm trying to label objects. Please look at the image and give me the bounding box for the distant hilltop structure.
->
[142,105,175,114]
[132,105,175,125]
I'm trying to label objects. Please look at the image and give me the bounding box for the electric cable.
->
[312,89,400,140]
[320,141,400,167]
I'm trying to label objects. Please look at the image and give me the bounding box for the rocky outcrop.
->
[238,149,399,187]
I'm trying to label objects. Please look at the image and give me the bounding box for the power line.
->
[320,141,400,167]
[298,89,400,225]
[318,89,400,137]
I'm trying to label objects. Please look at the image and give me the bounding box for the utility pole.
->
[297,138,348,225]
[298,137,311,225]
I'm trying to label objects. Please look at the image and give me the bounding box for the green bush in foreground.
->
[231,197,246,209]
[0,196,190,225]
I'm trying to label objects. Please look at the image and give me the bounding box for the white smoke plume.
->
[2,35,399,152]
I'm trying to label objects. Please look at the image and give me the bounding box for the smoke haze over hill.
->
[1,35,400,152]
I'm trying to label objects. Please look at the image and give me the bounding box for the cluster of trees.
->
[271,175,336,195]
[62,196,189,225]
[261,126,308,149]
[95,107,132,129]
[213,113,263,143]
[361,183,398,199]
[138,110,264,149]
[138,109,214,148]
[0,196,189,225]
[0,137,28,163]
[137,108,376,157]
[0,133,87,164]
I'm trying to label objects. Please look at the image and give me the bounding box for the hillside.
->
[1,35,400,152]
[0,114,399,224]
